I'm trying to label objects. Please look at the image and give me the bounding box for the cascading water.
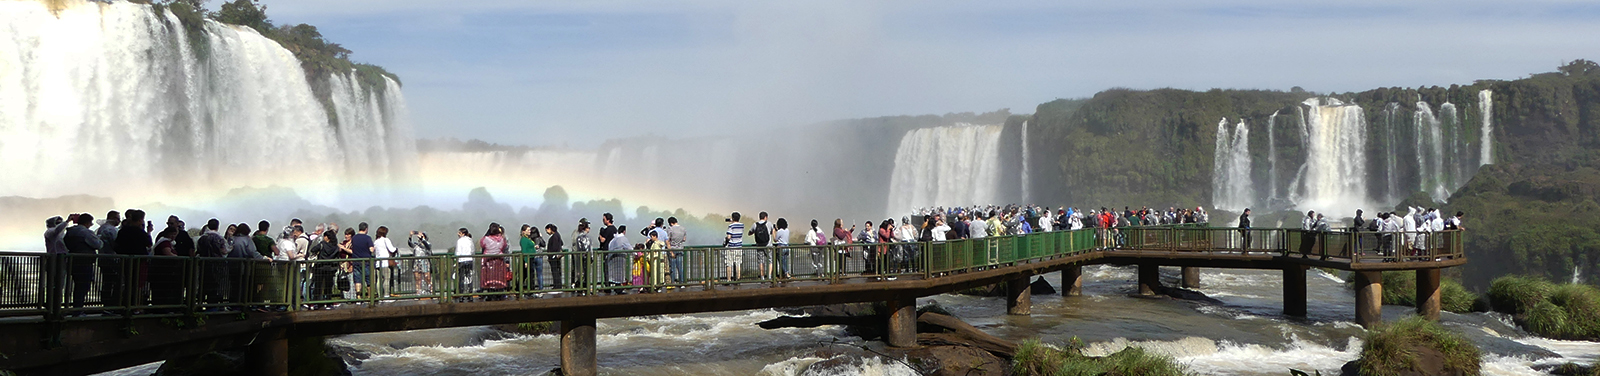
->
[1021,120,1032,203]
[1266,111,1279,202]
[1211,119,1254,211]
[1442,103,1465,191]
[1480,90,1494,165]
[1300,98,1368,210]
[1415,102,1450,202]
[886,124,1004,216]
[1382,103,1401,204]
[0,1,415,207]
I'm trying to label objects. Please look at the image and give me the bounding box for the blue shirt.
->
[351,233,375,258]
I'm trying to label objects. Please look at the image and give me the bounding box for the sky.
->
[263,0,1600,148]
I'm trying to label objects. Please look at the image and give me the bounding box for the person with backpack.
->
[747,212,773,280]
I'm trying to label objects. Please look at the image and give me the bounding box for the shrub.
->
[1356,272,1478,313]
[1488,275,1555,314]
[1012,339,1189,376]
[1359,316,1481,376]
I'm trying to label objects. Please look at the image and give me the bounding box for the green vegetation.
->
[1342,272,1478,313]
[1357,316,1481,376]
[1012,339,1190,376]
[1488,275,1600,340]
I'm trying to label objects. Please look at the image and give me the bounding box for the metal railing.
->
[0,226,1465,320]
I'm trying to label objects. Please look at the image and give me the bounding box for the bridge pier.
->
[246,328,287,376]
[1283,266,1307,317]
[561,318,598,376]
[1181,267,1201,289]
[1006,277,1032,315]
[1416,269,1441,321]
[1137,264,1159,296]
[1061,266,1083,296]
[1354,271,1383,329]
[887,296,918,348]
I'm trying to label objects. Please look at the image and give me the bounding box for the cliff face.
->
[1023,62,1600,288]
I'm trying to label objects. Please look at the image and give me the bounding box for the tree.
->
[212,0,271,34]
[1558,59,1599,77]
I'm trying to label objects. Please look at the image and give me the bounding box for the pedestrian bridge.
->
[0,226,1466,376]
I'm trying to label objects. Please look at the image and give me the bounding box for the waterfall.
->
[0,1,415,207]
[1441,103,1464,191]
[1266,111,1279,202]
[1479,90,1494,165]
[886,124,1005,216]
[1212,119,1254,211]
[1021,121,1031,203]
[1382,103,1401,204]
[1300,98,1369,210]
[1415,102,1449,202]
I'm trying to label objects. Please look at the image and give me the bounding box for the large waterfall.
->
[1300,98,1369,210]
[0,1,416,208]
[886,124,1004,216]
[1211,119,1253,211]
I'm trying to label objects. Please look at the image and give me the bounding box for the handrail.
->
[0,225,1464,320]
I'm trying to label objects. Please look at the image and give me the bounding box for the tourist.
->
[519,224,544,292]
[374,226,398,298]
[63,213,101,313]
[1446,211,1465,231]
[831,219,851,274]
[748,212,773,280]
[479,224,511,299]
[895,217,915,274]
[544,224,565,290]
[350,223,376,298]
[454,228,475,300]
[856,220,876,275]
[227,223,261,305]
[644,230,666,289]
[774,218,791,279]
[667,217,687,284]
[608,225,632,289]
[115,210,153,308]
[91,213,122,311]
[1238,208,1252,253]
[573,219,593,290]
[408,231,433,295]
[310,230,341,306]
[598,213,617,284]
[805,219,826,275]
[725,213,745,281]
[196,219,229,306]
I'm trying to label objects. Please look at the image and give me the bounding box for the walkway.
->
[0,226,1466,376]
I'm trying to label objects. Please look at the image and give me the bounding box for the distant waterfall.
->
[886,124,1004,216]
[1266,111,1279,201]
[0,1,415,205]
[1415,102,1450,202]
[1480,90,1494,165]
[1212,119,1254,211]
[1021,121,1032,203]
[1301,98,1368,210]
[1382,103,1402,203]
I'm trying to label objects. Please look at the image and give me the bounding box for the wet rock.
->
[1155,285,1226,305]
[1340,345,1469,376]
[488,322,559,338]
[887,345,1007,376]
[154,350,243,376]
[1031,277,1056,295]
[917,312,1018,358]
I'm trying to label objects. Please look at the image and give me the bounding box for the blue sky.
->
[265,0,1600,147]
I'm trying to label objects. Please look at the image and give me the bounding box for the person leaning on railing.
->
[308,230,341,307]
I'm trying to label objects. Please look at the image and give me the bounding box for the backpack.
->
[752,222,771,245]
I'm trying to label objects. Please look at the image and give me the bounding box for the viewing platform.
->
[0,225,1465,376]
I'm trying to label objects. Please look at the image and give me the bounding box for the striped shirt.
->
[726,222,744,247]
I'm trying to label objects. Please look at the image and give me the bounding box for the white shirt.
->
[455,236,475,262]
[274,238,297,261]
[931,224,951,241]
[805,228,822,245]
[375,237,397,260]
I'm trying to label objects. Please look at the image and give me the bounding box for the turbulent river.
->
[96,266,1600,376]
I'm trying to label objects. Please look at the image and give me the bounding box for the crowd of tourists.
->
[34,202,1465,313]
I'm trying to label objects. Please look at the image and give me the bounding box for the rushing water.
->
[1301,98,1369,211]
[89,264,1599,376]
[885,124,1005,215]
[1212,118,1254,211]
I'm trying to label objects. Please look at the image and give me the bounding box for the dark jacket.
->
[115,226,152,256]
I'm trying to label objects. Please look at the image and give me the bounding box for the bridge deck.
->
[0,226,1465,375]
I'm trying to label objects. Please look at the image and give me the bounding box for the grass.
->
[1012,339,1190,376]
[1348,272,1479,313]
[1359,316,1482,376]
[1488,275,1600,339]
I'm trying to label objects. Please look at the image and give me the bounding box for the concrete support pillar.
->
[1354,271,1384,329]
[886,296,918,348]
[1006,278,1032,315]
[1061,266,1083,296]
[246,328,288,376]
[561,318,598,376]
[1416,269,1442,321]
[1283,266,1307,317]
[1181,267,1201,289]
[1137,264,1160,296]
